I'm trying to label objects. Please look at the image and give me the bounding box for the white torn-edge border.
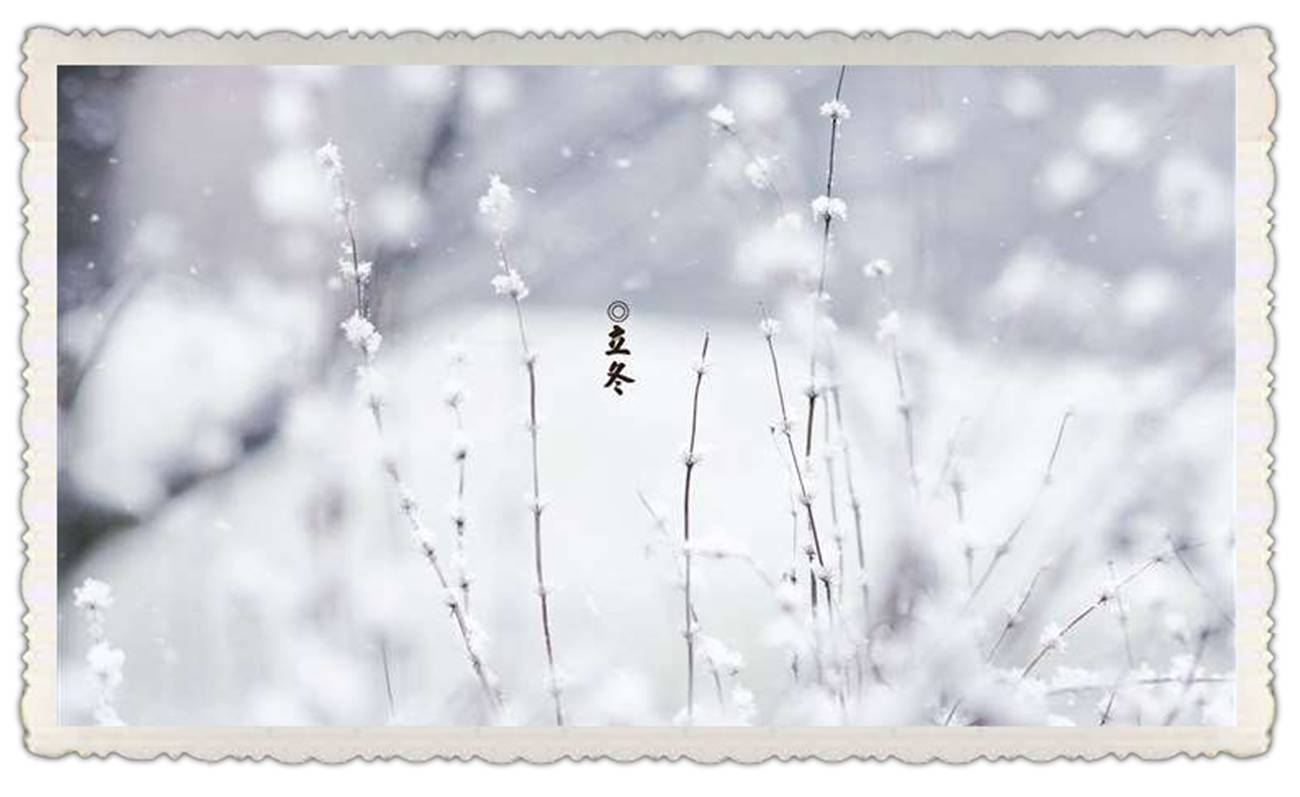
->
[18,27,1275,762]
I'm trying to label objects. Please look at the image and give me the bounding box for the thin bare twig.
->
[801,66,849,610]
[321,142,505,719]
[491,235,565,727]
[760,307,834,610]
[636,490,729,713]
[681,332,711,722]
[968,411,1073,603]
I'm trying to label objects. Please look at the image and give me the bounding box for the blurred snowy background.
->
[56,64,1236,727]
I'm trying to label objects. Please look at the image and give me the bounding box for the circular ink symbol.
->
[606,300,630,323]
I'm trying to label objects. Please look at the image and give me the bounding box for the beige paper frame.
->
[19,27,1275,762]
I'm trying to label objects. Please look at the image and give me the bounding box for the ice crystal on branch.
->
[74,577,114,613]
[864,258,894,279]
[340,311,382,356]
[315,139,344,177]
[74,576,125,725]
[875,310,902,343]
[810,195,848,223]
[490,269,530,300]
[707,103,736,132]
[477,173,516,233]
[818,99,852,121]
[744,156,773,190]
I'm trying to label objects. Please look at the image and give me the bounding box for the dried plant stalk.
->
[681,332,711,722]
[760,309,834,610]
[801,67,850,607]
[320,141,505,719]
[968,411,1073,603]
[476,174,567,725]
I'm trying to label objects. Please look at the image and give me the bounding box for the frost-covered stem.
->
[492,237,565,727]
[893,347,920,493]
[950,462,973,589]
[1110,560,1137,667]
[321,142,505,719]
[1163,626,1214,725]
[636,490,728,712]
[871,280,918,492]
[802,67,850,572]
[1170,538,1236,628]
[987,565,1048,662]
[941,423,973,589]
[945,555,1163,727]
[943,560,1046,726]
[969,411,1073,603]
[74,578,125,726]
[386,455,506,716]
[681,332,710,722]
[813,66,848,304]
[446,376,472,612]
[765,426,804,683]
[760,308,834,610]
[767,426,803,586]
[821,394,845,602]
[1020,554,1165,680]
[1049,675,1231,697]
[829,387,871,631]
[379,638,396,723]
[1098,562,1136,726]
[720,126,789,215]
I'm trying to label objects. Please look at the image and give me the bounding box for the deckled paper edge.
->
[18,27,1276,763]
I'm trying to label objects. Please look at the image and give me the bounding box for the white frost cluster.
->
[490,269,530,301]
[477,173,517,233]
[1039,623,1069,653]
[697,634,745,675]
[819,99,852,121]
[74,576,125,726]
[315,139,344,178]
[74,577,114,613]
[743,156,772,190]
[340,311,383,356]
[810,195,848,223]
[87,641,126,690]
[864,258,894,279]
[707,103,736,132]
[316,139,355,218]
[338,255,373,284]
[687,533,751,561]
[759,317,781,339]
[875,310,902,343]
